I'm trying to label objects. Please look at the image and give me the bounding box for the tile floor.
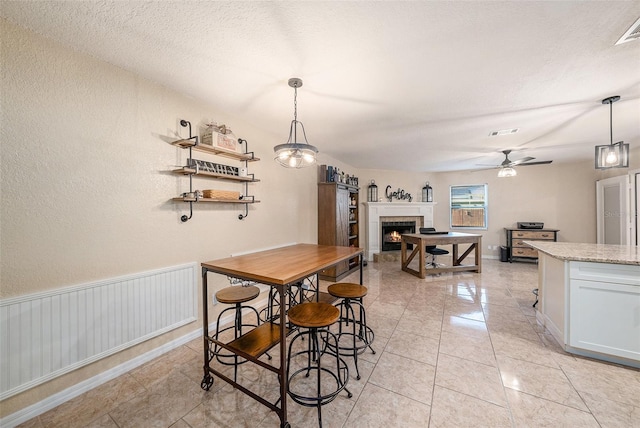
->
[19,259,640,427]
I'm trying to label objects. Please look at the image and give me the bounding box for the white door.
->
[596,175,631,244]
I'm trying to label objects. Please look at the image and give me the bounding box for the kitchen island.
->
[526,241,640,368]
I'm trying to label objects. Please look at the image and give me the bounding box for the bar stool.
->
[212,285,263,381]
[259,281,305,324]
[327,283,375,380]
[286,302,351,428]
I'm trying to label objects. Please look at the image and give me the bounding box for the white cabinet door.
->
[569,262,640,362]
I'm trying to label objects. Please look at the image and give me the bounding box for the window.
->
[450,184,488,229]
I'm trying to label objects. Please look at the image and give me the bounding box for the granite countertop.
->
[525,241,640,265]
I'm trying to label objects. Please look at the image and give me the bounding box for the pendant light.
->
[274,78,318,168]
[595,96,629,169]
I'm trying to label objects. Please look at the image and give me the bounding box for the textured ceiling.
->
[2,1,640,172]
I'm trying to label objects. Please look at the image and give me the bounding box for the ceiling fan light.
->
[498,167,517,178]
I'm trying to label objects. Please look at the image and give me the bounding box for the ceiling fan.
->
[477,150,553,177]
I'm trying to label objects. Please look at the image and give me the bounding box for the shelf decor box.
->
[201,123,238,152]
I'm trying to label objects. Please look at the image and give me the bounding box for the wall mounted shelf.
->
[172,197,260,203]
[171,139,260,162]
[171,167,260,182]
[170,119,259,222]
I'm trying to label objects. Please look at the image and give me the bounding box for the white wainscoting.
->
[0,263,198,400]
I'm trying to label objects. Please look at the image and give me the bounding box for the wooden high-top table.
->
[200,243,364,428]
[401,232,482,278]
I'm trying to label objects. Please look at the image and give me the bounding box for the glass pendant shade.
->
[274,120,318,168]
[596,96,629,170]
[498,167,517,178]
[274,78,318,168]
[595,141,629,169]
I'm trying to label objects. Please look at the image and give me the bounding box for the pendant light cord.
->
[609,100,613,146]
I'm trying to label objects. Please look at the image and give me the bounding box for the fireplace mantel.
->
[363,202,436,260]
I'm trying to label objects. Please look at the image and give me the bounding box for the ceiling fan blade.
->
[519,160,553,166]
[509,156,535,166]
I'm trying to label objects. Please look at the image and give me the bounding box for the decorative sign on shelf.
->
[385,185,413,202]
[188,158,239,176]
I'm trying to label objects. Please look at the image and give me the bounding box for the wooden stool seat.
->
[216,285,260,304]
[328,283,368,300]
[287,302,339,328]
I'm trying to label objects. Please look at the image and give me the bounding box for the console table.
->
[505,228,559,262]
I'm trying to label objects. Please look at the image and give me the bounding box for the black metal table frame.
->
[200,254,364,428]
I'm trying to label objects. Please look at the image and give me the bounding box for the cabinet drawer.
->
[512,247,538,258]
[512,238,553,247]
[513,239,533,247]
[512,230,555,239]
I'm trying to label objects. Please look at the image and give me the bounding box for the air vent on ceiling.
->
[615,16,640,45]
[489,128,519,137]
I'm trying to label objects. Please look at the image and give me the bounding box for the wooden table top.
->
[201,243,363,286]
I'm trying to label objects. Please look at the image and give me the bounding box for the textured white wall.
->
[0,19,326,415]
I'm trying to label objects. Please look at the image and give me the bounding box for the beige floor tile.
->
[368,351,436,405]
[396,314,442,340]
[429,386,512,427]
[343,383,431,427]
[403,303,445,321]
[168,420,191,428]
[486,318,542,342]
[479,288,519,307]
[439,330,497,367]
[366,300,406,320]
[37,374,145,428]
[506,389,599,427]
[358,334,387,365]
[364,312,398,339]
[558,356,640,406]
[482,303,529,323]
[581,391,640,428]
[385,329,440,366]
[498,355,589,411]
[435,353,507,407]
[490,332,559,369]
[441,314,488,338]
[84,414,118,428]
[443,299,485,322]
[182,384,272,427]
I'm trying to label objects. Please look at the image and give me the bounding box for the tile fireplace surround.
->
[364,202,435,261]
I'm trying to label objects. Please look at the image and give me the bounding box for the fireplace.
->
[381,221,416,251]
[363,202,434,261]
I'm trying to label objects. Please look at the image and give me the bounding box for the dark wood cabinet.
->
[318,182,360,281]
